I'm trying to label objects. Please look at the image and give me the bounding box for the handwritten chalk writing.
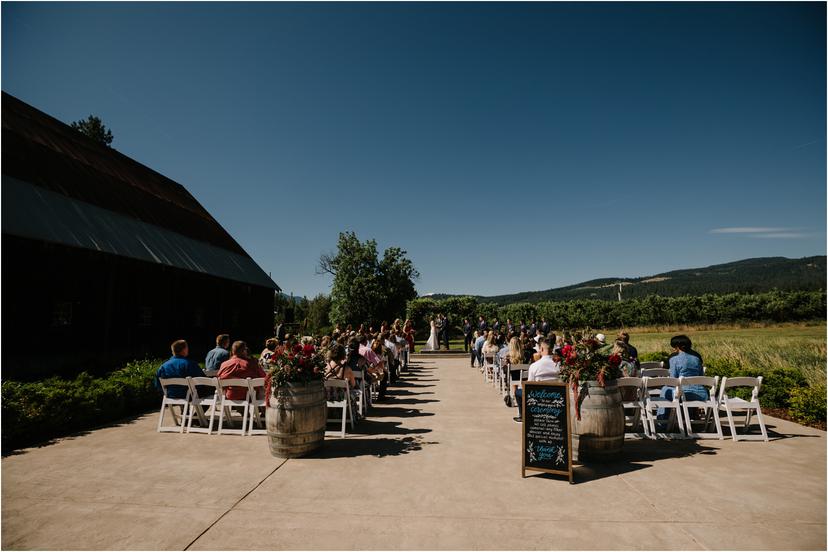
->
[523,381,571,477]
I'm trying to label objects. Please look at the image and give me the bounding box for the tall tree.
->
[70,115,114,146]
[319,231,419,326]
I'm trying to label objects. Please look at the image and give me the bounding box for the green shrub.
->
[639,351,671,364]
[1,359,161,453]
[759,367,808,409]
[789,384,827,425]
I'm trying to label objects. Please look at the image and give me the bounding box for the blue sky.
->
[3,2,825,297]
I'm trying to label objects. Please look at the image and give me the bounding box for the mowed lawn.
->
[418,325,826,385]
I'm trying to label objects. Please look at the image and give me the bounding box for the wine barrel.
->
[571,380,625,462]
[266,380,326,458]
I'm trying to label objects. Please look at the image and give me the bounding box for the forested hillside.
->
[433,256,825,305]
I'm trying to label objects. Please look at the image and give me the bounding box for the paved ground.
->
[2,357,826,550]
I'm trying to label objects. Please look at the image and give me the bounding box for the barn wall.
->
[2,235,274,380]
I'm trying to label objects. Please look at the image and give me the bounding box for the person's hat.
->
[595,333,606,344]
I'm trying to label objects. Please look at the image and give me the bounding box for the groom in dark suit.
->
[441,314,450,350]
[435,314,445,351]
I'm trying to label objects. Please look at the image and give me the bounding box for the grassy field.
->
[418,325,826,386]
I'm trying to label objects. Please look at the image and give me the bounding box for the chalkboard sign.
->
[522,380,573,482]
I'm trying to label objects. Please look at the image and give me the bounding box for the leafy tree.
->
[306,294,332,333]
[319,232,419,326]
[70,115,114,146]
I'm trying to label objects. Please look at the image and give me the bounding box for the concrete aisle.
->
[2,357,826,550]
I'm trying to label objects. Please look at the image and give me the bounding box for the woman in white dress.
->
[423,319,439,351]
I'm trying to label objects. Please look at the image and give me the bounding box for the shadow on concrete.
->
[385,389,435,397]
[385,398,439,405]
[369,407,436,419]
[557,439,720,484]
[312,435,439,458]
[389,381,435,389]
[338,418,433,436]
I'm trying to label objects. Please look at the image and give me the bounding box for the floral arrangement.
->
[559,336,627,420]
[263,343,326,388]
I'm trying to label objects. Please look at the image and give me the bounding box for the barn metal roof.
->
[1,92,278,290]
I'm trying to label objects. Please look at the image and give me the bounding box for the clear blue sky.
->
[3,2,825,297]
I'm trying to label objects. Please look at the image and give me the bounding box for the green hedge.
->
[789,385,827,425]
[2,359,162,453]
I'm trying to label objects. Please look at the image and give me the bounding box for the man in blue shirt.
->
[204,334,230,376]
[155,339,205,399]
[474,331,487,368]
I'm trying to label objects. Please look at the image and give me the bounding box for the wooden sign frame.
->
[521,380,574,483]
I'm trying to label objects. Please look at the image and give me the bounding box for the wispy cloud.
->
[791,140,819,151]
[709,227,810,239]
[709,227,790,234]
[747,232,809,239]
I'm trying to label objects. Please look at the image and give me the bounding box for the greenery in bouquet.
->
[558,336,627,419]
[264,343,326,387]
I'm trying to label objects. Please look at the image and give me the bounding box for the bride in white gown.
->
[423,319,439,351]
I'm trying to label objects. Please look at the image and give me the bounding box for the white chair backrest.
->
[680,375,718,393]
[639,361,663,370]
[248,377,266,400]
[325,378,348,390]
[159,377,190,397]
[720,376,762,401]
[218,377,251,400]
[617,376,644,388]
[641,368,670,378]
[644,376,681,390]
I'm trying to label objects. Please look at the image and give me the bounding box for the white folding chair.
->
[157,378,191,433]
[325,378,355,438]
[246,377,268,436]
[483,354,496,386]
[351,370,367,417]
[641,368,670,378]
[718,376,768,442]
[679,376,723,440]
[643,377,686,439]
[507,364,528,407]
[216,378,250,436]
[617,377,648,438]
[639,361,663,371]
[186,377,219,434]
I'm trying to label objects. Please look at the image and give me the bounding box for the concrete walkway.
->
[2,358,825,550]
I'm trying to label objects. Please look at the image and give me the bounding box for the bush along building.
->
[1,92,278,379]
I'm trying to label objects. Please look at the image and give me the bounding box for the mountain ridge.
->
[429,256,826,305]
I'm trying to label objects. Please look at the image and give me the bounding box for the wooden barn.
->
[1,92,278,379]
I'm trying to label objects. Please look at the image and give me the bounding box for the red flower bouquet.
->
[559,337,626,420]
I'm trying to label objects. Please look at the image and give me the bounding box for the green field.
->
[419,325,826,386]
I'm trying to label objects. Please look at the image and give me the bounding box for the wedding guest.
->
[403,319,416,356]
[217,341,266,400]
[617,331,638,362]
[205,334,230,376]
[658,336,707,419]
[324,343,357,400]
[474,330,487,367]
[358,334,387,399]
[514,339,561,423]
[259,338,279,369]
[540,318,550,335]
[492,318,501,332]
[155,339,205,398]
[478,316,488,332]
[463,319,473,352]
[482,331,499,356]
[506,319,514,334]
[503,336,524,407]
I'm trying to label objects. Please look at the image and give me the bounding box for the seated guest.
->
[325,343,357,394]
[497,335,510,365]
[259,338,278,369]
[155,339,205,398]
[658,335,707,419]
[482,331,499,357]
[514,339,561,423]
[474,330,487,367]
[503,337,524,407]
[217,341,266,400]
[205,334,230,376]
[617,331,638,364]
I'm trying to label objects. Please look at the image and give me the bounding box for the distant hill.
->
[432,256,826,305]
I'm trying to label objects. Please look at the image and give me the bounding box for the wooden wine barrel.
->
[266,380,326,458]
[571,380,625,462]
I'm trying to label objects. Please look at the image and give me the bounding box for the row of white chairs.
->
[618,375,768,441]
[475,357,768,442]
[157,376,267,435]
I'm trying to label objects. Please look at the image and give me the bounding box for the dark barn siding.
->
[3,235,273,380]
